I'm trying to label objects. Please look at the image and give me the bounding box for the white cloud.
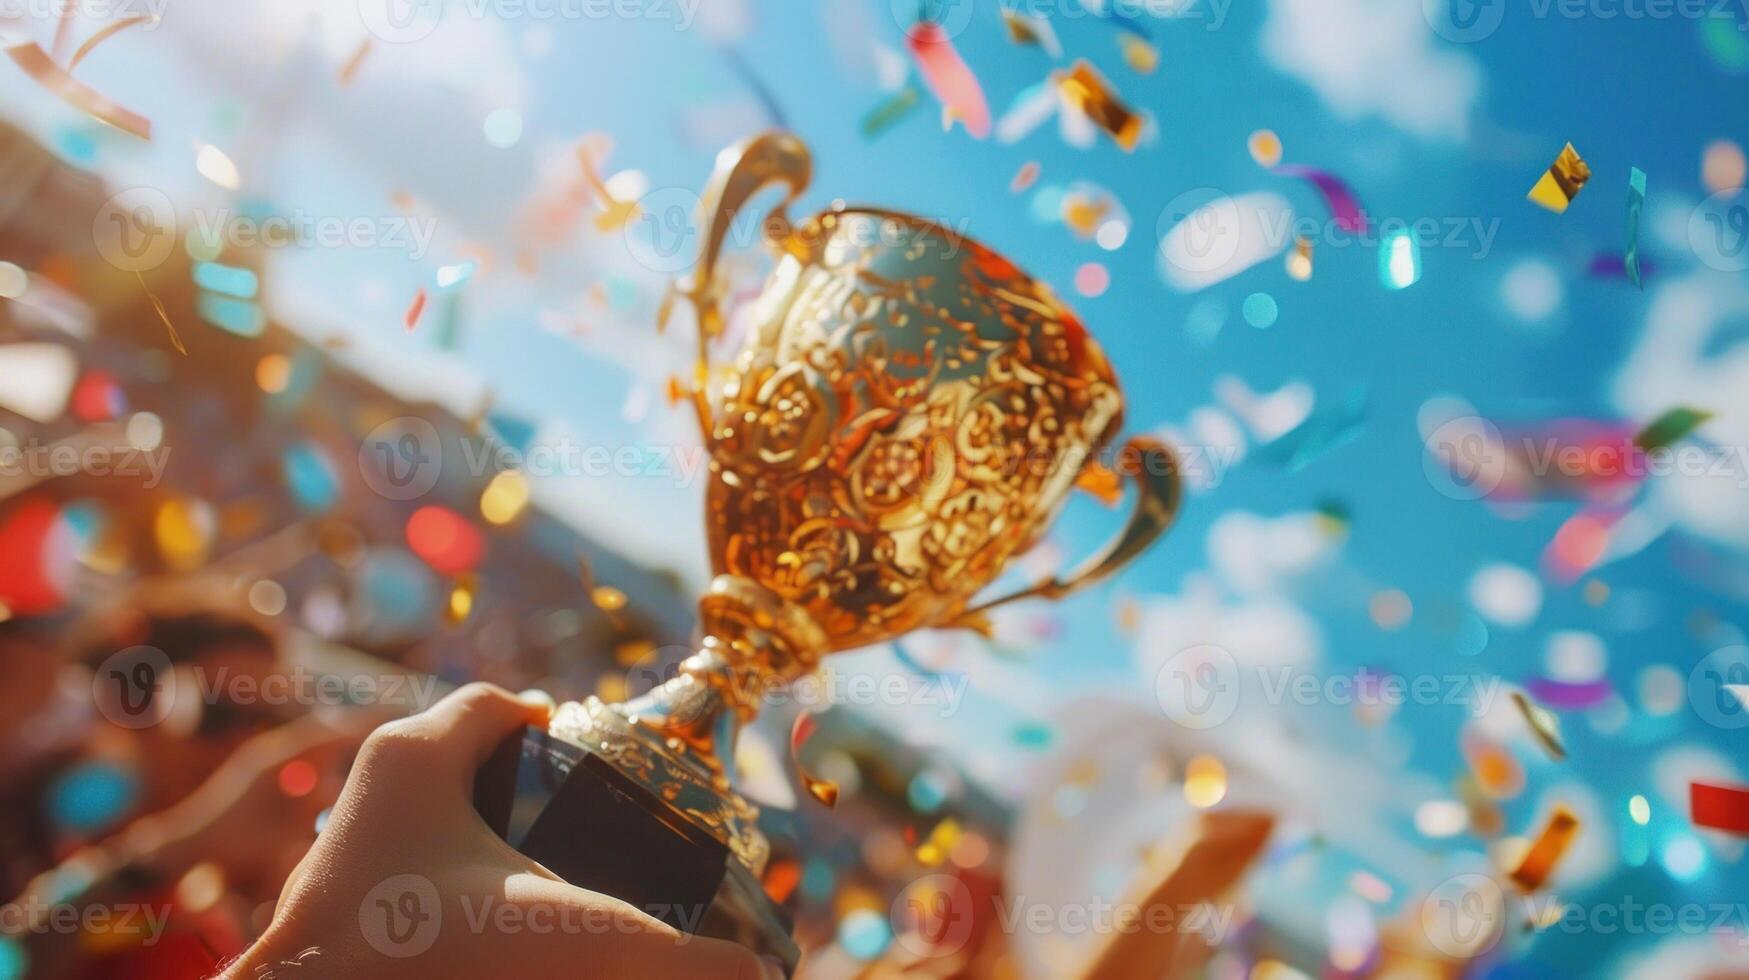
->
[1260,0,1482,140]
[1612,271,1749,550]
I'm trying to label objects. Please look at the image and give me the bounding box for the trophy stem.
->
[544,575,831,876]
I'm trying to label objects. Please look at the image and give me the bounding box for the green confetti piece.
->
[1701,15,1749,73]
[860,85,921,139]
[1634,407,1714,451]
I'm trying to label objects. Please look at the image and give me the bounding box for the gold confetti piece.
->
[790,711,838,808]
[446,574,476,625]
[137,271,186,355]
[1528,143,1591,214]
[1248,129,1283,168]
[5,42,151,139]
[1057,60,1142,151]
[1285,235,1313,281]
[65,15,158,73]
[916,817,962,867]
[664,375,689,407]
[577,553,629,630]
[1511,690,1567,761]
[1061,189,1111,238]
[1002,8,1048,48]
[1118,31,1159,75]
[1509,805,1580,892]
[1010,161,1040,193]
[575,141,640,232]
[337,37,372,86]
[1075,460,1123,504]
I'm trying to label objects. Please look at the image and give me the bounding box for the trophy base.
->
[473,726,799,974]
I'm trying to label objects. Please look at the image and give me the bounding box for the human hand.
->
[224,683,782,979]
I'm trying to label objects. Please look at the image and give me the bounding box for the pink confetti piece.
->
[1523,677,1614,710]
[404,288,427,332]
[1273,164,1367,233]
[5,42,150,140]
[904,21,990,140]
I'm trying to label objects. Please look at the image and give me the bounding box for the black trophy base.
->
[473,726,798,973]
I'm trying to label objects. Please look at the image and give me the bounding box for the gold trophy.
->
[473,132,1181,971]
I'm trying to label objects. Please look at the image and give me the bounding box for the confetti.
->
[995,81,1059,146]
[403,288,427,332]
[1285,235,1313,281]
[1274,164,1368,233]
[577,552,630,630]
[446,574,476,625]
[1074,261,1109,297]
[1527,143,1591,214]
[1702,139,1746,193]
[4,42,151,140]
[1586,253,1655,283]
[1001,8,1061,58]
[861,84,921,139]
[790,711,838,807]
[1634,406,1712,452]
[1057,60,1141,151]
[1523,676,1613,710]
[575,140,639,232]
[1248,129,1283,168]
[1118,31,1159,75]
[1509,806,1580,891]
[196,143,241,190]
[1690,781,1749,835]
[1624,167,1646,289]
[1258,385,1369,471]
[1010,161,1040,193]
[1511,690,1567,761]
[64,15,158,73]
[137,272,187,355]
[337,37,373,85]
[905,21,990,139]
[1379,226,1422,289]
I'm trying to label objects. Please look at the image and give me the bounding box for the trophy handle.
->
[948,436,1182,634]
[660,130,813,438]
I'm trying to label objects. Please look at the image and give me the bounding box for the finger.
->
[400,682,550,784]
[594,926,782,979]
[508,879,782,979]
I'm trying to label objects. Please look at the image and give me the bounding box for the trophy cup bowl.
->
[474,132,1181,972]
